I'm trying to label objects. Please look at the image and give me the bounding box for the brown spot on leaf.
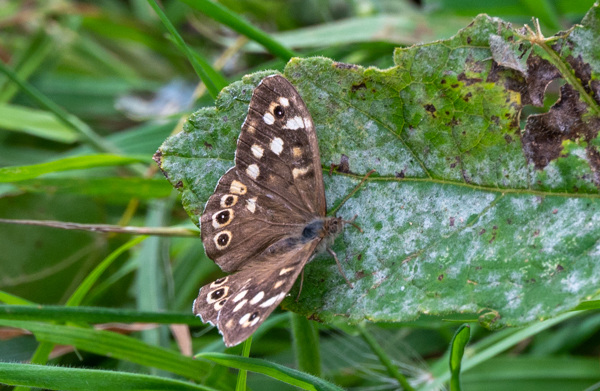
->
[424,104,436,117]
[458,73,482,86]
[331,154,351,174]
[175,181,183,189]
[152,150,163,167]
[395,170,405,178]
[479,229,486,235]
[504,134,513,144]
[523,84,600,171]
[556,264,564,272]
[351,82,367,92]
[449,217,455,227]
[463,92,472,102]
[204,142,213,150]
[438,274,444,281]
[334,62,359,70]
[525,56,561,106]
[355,270,366,279]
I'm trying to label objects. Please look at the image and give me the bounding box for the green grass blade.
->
[0,29,54,103]
[358,324,414,391]
[0,362,218,391]
[290,313,321,376]
[146,0,225,98]
[0,320,209,381]
[198,352,344,391]
[178,0,297,60]
[0,104,79,143]
[0,154,148,182]
[236,336,252,391]
[66,236,147,307]
[0,305,204,325]
[0,62,119,154]
[449,324,471,391]
[0,292,35,305]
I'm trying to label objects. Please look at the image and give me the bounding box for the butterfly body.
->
[194,75,347,347]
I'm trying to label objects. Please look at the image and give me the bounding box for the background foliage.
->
[0,1,599,390]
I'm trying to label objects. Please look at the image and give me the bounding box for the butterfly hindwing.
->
[194,240,318,347]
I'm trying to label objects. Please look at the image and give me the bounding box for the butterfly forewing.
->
[201,75,327,272]
[239,75,326,216]
[194,240,318,347]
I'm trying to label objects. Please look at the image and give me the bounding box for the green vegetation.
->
[1,1,599,390]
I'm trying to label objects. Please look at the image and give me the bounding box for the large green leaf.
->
[156,8,600,329]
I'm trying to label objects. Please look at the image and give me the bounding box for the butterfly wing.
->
[194,239,318,347]
[201,75,326,272]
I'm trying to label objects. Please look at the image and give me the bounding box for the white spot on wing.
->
[233,290,248,302]
[274,280,284,289]
[233,299,247,312]
[263,112,274,125]
[251,144,264,159]
[279,97,289,107]
[246,197,257,213]
[259,295,279,308]
[250,291,264,305]
[239,313,251,325]
[283,116,304,130]
[246,164,260,179]
[270,137,284,155]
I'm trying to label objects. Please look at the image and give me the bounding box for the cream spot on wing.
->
[292,166,310,178]
[220,194,238,208]
[226,319,234,328]
[250,291,264,305]
[230,181,247,195]
[274,280,285,289]
[279,97,289,107]
[232,290,248,302]
[239,313,251,325]
[251,144,264,159]
[246,164,260,179]
[214,299,226,311]
[233,299,247,312]
[279,267,294,275]
[246,197,257,213]
[292,147,302,158]
[263,112,274,125]
[210,276,229,288]
[283,116,304,130]
[259,295,279,308]
[214,230,232,250]
[250,315,260,327]
[270,137,284,155]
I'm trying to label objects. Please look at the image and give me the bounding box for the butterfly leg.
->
[327,248,354,289]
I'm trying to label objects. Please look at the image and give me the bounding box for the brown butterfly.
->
[194,75,354,346]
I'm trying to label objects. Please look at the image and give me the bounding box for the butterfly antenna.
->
[343,214,362,233]
[330,169,376,216]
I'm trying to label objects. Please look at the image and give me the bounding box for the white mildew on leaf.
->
[158,11,600,330]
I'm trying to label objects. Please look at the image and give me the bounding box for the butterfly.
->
[193,74,354,347]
